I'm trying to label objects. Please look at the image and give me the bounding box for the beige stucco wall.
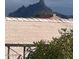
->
[5,17,73,44]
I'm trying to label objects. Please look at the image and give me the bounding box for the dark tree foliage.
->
[26,29,73,59]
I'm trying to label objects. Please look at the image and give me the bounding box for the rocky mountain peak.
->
[8,0,53,18]
[39,0,45,5]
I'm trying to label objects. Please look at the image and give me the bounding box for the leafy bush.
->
[26,29,73,59]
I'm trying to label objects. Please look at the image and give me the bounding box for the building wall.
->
[5,17,73,59]
[5,17,73,44]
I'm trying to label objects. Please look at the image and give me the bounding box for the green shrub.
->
[26,29,73,59]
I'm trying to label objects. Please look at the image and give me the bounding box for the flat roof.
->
[5,17,73,44]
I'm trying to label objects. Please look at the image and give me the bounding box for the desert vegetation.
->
[26,29,73,59]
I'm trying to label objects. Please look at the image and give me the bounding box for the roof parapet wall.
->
[5,17,73,23]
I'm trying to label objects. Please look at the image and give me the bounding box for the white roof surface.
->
[5,17,73,44]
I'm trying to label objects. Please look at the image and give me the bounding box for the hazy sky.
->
[5,0,73,16]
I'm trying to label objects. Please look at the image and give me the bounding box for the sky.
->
[5,0,73,16]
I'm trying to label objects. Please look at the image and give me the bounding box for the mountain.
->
[53,12,73,19]
[9,0,53,18]
[8,0,73,18]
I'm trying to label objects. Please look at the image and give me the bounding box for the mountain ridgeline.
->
[8,0,73,19]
